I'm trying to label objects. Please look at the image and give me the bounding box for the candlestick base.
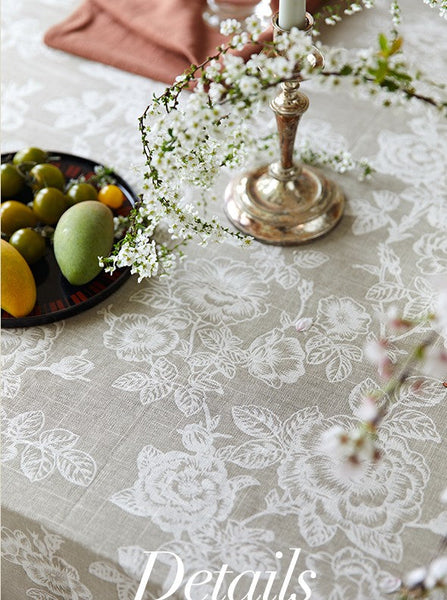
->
[224,162,344,244]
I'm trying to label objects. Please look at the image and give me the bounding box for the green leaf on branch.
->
[379,33,389,53]
[390,37,403,54]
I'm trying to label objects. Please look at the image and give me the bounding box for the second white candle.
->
[278,0,306,29]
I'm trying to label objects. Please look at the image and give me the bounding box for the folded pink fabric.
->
[44,0,321,84]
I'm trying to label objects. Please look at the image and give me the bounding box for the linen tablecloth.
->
[2,1,447,599]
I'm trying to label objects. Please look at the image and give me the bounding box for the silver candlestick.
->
[224,12,345,244]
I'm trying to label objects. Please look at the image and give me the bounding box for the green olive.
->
[1,163,25,199]
[9,228,46,264]
[0,200,38,237]
[33,187,68,225]
[30,163,65,191]
[66,182,98,205]
[13,147,48,173]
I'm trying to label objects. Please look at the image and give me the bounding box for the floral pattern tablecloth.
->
[2,1,447,599]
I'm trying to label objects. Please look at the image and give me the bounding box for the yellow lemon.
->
[1,239,37,317]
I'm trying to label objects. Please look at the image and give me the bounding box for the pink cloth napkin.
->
[44,0,321,84]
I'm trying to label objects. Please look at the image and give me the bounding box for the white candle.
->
[278,0,306,30]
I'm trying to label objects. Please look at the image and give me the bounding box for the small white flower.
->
[320,425,349,458]
[403,567,427,590]
[220,18,241,37]
[357,395,379,422]
[425,556,447,589]
[364,339,393,379]
[421,345,447,379]
[245,15,263,40]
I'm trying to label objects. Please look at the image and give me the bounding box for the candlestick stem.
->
[270,80,308,178]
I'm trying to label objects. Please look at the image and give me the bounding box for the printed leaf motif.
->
[152,357,178,382]
[399,377,447,407]
[228,475,259,492]
[366,283,407,303]
[187,524,222,549]
[404,296,431,320]
[89,561,122,584]
[349,378,383,415]
[181,424,213,453]
[282,406,323,448]
[2,374,20,399]
[346,525,402,563]
[176,339,192,357]
[373,190,399,212]
[210,415,220,430]
[188,352,213,368]
[110,488,149,517]
[131,286,171,310]
[198,328,226,352]
[129,288,155,305]
[140,383,172,405]
[26,589,60,600]
[112,372,149,392]
[42,531,64,555]
[226,347,246,366]
[21,445,55,481]
[232,405,282,438]
[137,445,161,474]
[414,276,432,295]
[117,581,139,600]
[221,542,278,573]
[227,439,283,469]
[1,440,18,462]
[340,344,363,361]
[305,334,335,365]
[29,530,48,556]
[280,310,292,328]
[265,489,281,509]
[326,353,352,382]
[218,361,237,379]
[276,265,301,289]
[56,449,97,486]
[384,410,441,442]
[39,429,79,452]
[378,244,401,278]
[192,375,223,394]
[8,411,44,440]
[216,444,237,461]
[298,502,337,547]
[118,545,149,580]
[352,208,388,236]
[175,388,204,416]
[294,250,329,269]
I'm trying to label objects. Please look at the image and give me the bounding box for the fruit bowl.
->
[1,151,138,328]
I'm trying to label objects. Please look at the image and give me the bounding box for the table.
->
[2,1,447,599]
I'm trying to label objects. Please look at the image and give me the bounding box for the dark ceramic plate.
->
[1,151,137,328]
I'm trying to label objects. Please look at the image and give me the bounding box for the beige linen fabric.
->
[2,1,446,599]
